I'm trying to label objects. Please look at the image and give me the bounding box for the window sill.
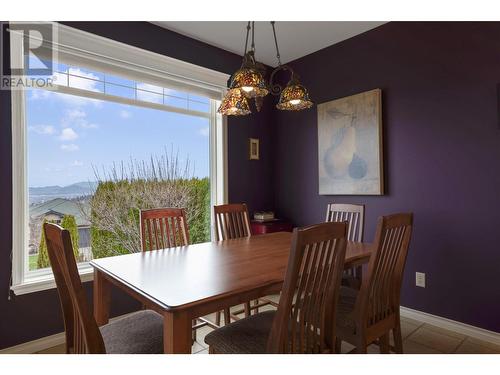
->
[10,266,94,296]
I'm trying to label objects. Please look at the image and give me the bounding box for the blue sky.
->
[26,86,211,187]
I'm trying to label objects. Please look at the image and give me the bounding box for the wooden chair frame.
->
[140,207,219,341]
[326,203,365,288]
[335,213,413,354]
[44,223,106,353]
[325,203,365,242]
[213,203,279,324]
[140,207,189,251]
[267,221,348,353]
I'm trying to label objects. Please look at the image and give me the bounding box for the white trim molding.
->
[400,306,500,346]
[10,268,94,296]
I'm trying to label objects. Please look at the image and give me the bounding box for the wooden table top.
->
[90,232,372,311]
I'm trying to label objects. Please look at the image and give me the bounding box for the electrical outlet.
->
[416,272,426,288]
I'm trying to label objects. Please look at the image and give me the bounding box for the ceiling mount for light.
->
[218,21,313,116]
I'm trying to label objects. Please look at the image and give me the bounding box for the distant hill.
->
[29,181,97,197]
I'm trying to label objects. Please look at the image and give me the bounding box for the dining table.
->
[90,231,373,354]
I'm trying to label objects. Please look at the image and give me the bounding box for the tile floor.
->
[36,299,500,354]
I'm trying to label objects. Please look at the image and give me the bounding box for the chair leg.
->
[254,299,259,314]
[215,311,221,326]
[379,334,390,354]
[335,338,342,354]
[192,319,197,344]
[244,302,251,317]
[223,308,231,325]
[393,320,404,354]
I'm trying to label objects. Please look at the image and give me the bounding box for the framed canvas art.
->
[317,88,384,195]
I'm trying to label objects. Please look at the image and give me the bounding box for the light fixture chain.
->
[243,21,251,55]
[271,21,282,66]
[251,21,255,52]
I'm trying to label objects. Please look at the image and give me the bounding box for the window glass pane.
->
[164,95,188,110]
[136,82,163,94]
[188,100,210,113]
[105,83,135,100]
[188,94,210,104]
[69,66,105,82]
[25,87,211,271]
[68,69,104,93]
[136,89,162,104]
[165,89,188,99]
[105,74,135,88]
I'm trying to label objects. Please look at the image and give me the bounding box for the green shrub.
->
[90,177,210,259]
[37,219,50,269]
[37,214,80,268]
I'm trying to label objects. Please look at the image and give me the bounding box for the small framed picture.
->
[249,138,260,160]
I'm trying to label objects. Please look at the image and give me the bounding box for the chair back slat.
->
[267,222,348,353]
[140,208,189,251]
[358,213,413,327]
[214,204,251,241]
[44,223,106,354]
[325,203,365,242]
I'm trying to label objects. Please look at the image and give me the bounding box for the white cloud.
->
[29,124,56,135]
[79,122,98,129]
[31,68,103,108]
[62,109,99,129]
[136,82,163,104]
[119,110,132,119]
[71,160,84,167]
[66,109,86,120]
[60,144,79,152]
[198,126,210,137]
[59,128,79,141]
[59,68,101,92]
[29,90,51,101]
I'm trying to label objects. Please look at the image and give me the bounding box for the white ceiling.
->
[153,21,385,67]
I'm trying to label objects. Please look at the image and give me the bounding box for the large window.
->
[11,23,229,294]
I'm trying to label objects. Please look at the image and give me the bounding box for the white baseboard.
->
[400,306,500,346]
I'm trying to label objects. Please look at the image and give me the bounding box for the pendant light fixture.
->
[218,21,313,116]
[217,88,251,116]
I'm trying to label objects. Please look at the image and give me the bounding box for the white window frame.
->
[10,22,229,295]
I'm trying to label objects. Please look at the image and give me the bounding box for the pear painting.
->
[317,89,383,195]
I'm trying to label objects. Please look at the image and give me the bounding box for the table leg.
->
[93,269,111,326]
[163,310,192,354]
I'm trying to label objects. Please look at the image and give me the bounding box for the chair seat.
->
[336,286,358,333]
[204,310,276,354]
[100,310,163,354]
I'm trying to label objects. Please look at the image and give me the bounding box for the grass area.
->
[29,254,39,271]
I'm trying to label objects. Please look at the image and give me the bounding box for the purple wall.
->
[272,22,500,332]
[0,22,275,350]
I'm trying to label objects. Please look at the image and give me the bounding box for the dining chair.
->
[335,213,413,354]
[44,222,164,353]
[325,203,364,242]
[213,203,279,325]
[140,207,189,250]
[140,207,219,342]
[326,203,365,288]
[204,221,348,353]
